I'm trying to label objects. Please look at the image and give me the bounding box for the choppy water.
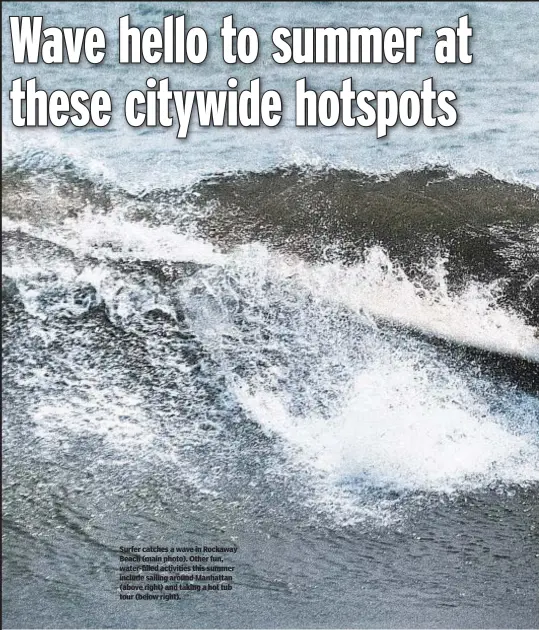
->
[2,2,539,628]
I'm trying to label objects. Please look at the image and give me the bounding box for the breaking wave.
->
[3,155,538,524]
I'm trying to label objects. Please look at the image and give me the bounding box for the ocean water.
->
[2,2,539,628]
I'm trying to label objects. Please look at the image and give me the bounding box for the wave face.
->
[3,156,538,529]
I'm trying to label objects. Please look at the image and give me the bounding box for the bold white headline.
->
[9,14,474,138]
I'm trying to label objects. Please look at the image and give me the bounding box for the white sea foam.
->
[293,246,539,361]
[2,212,224,266]
[176,242,539,518]
[4,226,538,521]
[234,355,538,496]
[212,243,538,361]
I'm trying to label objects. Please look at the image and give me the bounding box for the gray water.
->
[3,1,539,187]
[2,2,539,628]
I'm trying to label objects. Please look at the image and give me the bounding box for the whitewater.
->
[2,2,539,629]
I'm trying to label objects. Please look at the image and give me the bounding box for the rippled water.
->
[2,2,539,628]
